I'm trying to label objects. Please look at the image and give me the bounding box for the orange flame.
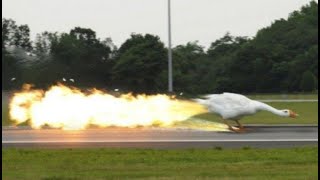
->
[9,84,208,130]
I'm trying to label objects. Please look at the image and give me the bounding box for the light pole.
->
[168,0,173,92]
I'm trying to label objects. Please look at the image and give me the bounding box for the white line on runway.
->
[2,139,318,143]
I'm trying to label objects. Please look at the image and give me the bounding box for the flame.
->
[9,84,209,130]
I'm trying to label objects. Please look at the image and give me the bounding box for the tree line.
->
[2,1,318,94]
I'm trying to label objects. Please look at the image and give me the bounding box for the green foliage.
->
[34,31,59,55]
[300,71,317,92]
[2,18,17,48]
[2,18,32,50]
[112,34,167,92]
[2,52,21,89]
[172,41,207,93]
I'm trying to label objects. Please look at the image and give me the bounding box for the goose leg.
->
[223,119,241,132]
[235,120,245,130]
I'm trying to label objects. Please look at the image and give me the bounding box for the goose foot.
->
[223,119,247,133]
[230,127,247,133]
[235,120,247,132]
[226,126,245,133]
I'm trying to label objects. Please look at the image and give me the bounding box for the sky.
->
[2,0,317,49]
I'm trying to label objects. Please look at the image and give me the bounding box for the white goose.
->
[194,92,298,132]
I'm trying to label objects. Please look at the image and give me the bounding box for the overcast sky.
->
[2,0,316,48]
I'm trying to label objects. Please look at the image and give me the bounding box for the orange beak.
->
[289,110,298,118]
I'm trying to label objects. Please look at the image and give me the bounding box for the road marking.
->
[2,139,318,143]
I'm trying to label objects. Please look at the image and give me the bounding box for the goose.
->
[194,92,298,132]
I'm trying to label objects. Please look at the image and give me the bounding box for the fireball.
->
[9,84,210,130]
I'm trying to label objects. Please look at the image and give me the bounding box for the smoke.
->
[5,46,52,68]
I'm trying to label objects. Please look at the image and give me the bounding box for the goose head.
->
[281,109,298,118]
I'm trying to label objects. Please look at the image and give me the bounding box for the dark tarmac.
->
[2,126,318,149]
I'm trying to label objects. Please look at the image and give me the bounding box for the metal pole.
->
[168,0,173,92]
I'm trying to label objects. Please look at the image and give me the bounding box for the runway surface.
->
[2,126,318,148]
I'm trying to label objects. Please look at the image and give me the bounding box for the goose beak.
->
[289,111,298,118]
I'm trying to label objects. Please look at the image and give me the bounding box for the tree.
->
[112,34,167,92]
[172,41,206,93]
[34,31,59,55]
[49,27,112,87]
[2,52,21,89]
[12,25,32,51]
[2,18,32,51]
[102,37,118,60]
[300,71,317,92]
[2,18,17,49]
[2,18,31,89]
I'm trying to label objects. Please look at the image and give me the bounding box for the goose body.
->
[194,92,298,132]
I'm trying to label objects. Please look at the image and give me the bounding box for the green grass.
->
[194,102,318,125]
[2,102,9,126]
[2,102,318,126]
[2,147,318,180]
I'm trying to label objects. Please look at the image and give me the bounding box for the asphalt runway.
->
[2,126,318,149]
